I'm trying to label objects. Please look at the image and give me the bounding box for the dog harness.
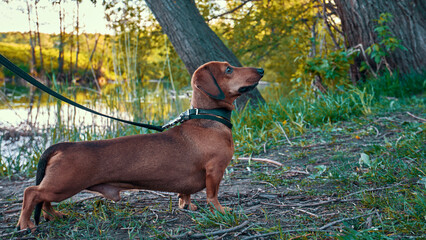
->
[162,108,232,130]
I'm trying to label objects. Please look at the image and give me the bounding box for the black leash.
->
[0,54,232,131]
[0,54,164,132]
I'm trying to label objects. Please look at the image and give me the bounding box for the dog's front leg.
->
[205,165,231,213]
[178,193,197,210]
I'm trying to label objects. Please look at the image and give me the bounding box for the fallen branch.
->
[236,157,283,166]
[170,220,249,239]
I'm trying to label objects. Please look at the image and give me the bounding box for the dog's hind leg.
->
[17,186,40,231]
[18,185,80,231]
[42,202,67,221]
[178,193,197,211]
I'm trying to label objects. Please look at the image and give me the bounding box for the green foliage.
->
[217,0,315,84]
[362,13,407,74]
[293,49,355,90]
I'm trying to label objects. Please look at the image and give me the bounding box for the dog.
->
[17,61,264,231]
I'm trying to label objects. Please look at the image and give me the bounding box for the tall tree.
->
[25,0,36,75]
[144,0,264,110]
[34,0,46,84]
[334,0,426,81]
[56,1,65,79]
[74,0,81,75]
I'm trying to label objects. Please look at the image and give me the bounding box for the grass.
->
[0,71,425,238]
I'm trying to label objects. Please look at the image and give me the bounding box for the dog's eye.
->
[225,66,233,74]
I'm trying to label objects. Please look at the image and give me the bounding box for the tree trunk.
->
[75,0,80,75]
[26,0,36,75]
[35,1,46,84]
[57,3,65,80]
[144,0,264,110]
[334,0,426,81]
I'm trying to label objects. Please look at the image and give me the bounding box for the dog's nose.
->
[257,68,264,76]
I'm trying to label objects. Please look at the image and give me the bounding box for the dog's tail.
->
[34,145,58,225]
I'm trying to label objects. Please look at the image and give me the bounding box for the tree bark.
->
[145,0,264,110]
[334,0,426,81]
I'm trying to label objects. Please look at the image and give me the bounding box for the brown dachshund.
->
[17,61,264,231]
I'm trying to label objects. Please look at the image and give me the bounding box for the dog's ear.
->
[193,67,225,100]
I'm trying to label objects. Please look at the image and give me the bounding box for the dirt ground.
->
[0,110,424,239]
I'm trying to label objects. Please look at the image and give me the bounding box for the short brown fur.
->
[17,61,263,231]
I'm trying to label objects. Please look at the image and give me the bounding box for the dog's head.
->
[191,61,264,110]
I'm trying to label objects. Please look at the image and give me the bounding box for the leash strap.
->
[0,54,165,132]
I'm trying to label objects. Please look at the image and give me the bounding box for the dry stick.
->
[236,157,283,167]
[293,207,319,218]
[262,198,343,208]
[319,211,377,230]
[406,112,426,122]
[353,44,377,78]
[170,220,249,239]
[344,182,402,198]
[241,228,330,240]
[371,125,380,138]
[0,229,30,239]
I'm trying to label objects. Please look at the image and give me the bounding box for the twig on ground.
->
[236,157,283,167]
[241,228,330,240]
[406,112,426,122]
[261,198,343,208]
[319,210,377,230]
[72,195,100,204]
[170,220,249,239]
[293,207,319,218]
[284,170,310,175]
[344,182,402,198]
[0,229,30,238]
[371,125,380,137]
[140,190,174,197]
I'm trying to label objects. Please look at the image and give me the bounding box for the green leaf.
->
[359,153,371,168]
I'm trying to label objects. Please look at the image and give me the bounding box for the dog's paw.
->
[16,222,37,233]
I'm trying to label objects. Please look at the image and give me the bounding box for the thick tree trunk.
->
[145,0,264,110]
[334,0,426,81]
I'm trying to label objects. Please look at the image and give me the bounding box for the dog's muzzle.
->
[238,82,259,93]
